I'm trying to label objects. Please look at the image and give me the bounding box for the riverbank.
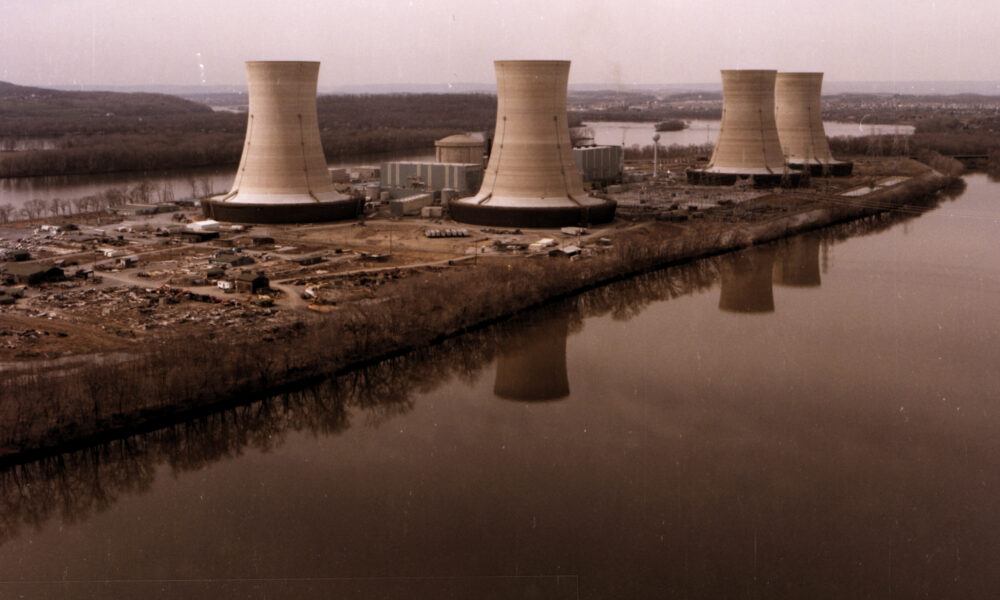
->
[0,162,957,463]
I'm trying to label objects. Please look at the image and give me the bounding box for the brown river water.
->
[0,174,997,599]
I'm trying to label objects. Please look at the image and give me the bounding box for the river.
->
[0,121,908,214]
[0,174,997,599]
[584,119,915,148]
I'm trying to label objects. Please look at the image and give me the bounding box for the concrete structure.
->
[450,60,616,228]
[718,246,776,313]
[389,194,433,217]
[204,61,361,224]
[380,162,483,194]
[688,70,801,187]
[435,133,486,166]
[573,145,623,185]
[493,315,570,402]
[775,72,853,176]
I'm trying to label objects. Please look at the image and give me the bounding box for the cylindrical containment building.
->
[450,60,616,228]
[203,61,361,223]
[774,72,853,176]
[688,70,801,187]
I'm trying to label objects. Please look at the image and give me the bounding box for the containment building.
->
[450,60,616,228]
[203,61,361,223]
[774,72,853,176]
[688,69,800,187]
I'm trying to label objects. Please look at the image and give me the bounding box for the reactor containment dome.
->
[203,61,361,224]
[450,60,616,228]
[774,72,853,177]
[687,69,801,187]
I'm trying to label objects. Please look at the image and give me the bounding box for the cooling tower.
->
[775,73,853,177]
[494,314,570,402]
[688,70,801,187]
[772,234,822,287]
[718,246,776,314]
[450,60,616,228]
[203,61,361,224]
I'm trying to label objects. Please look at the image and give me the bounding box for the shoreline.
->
[0,166,957,465]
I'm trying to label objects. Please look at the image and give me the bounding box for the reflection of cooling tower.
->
[773,235,822,287]
[719,246,776,313]
[494,315,570,402]
[450,60,616,228]
[775,72,853,177]
[688,70,800,187]
[203,61,361,224]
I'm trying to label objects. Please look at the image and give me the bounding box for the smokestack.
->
[688,69,801,187]
[450,60,616,228]
[775,72,853,176]
[204,61,361,223]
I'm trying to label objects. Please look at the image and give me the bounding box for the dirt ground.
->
[0,157,932,364]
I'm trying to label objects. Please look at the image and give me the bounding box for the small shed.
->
[4,263,64,285]
[233,271,269,294]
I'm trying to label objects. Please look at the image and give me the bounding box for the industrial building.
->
[203,61,362,224]
[688,70,801,187]
[450,60,616,228]
[573,145,623,186]
[775,72,854,176]
[435,133,487,166]
[379,162,483,195]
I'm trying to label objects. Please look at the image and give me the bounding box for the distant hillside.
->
[0,81,212,119]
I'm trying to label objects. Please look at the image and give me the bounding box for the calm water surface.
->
[0,149,435,211]
[0,175,997,599]
[585,119,915,148]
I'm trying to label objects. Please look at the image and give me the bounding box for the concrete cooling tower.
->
[688,70,801,187]
[450,60,616,228]
[203,61,361,224]
[775,72,853,176]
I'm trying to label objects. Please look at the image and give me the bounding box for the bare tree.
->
[0,203,13,223]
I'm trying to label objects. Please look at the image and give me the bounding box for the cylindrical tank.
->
[688,70,799,187]
[450,60,615,228]
[775,72,853,176]
[435,134,486,166]
[204,61,360,223]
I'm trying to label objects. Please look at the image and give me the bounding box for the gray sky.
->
[3,0,998,88]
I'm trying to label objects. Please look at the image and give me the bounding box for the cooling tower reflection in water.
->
[0,175,996,599]
[493,314,571,402]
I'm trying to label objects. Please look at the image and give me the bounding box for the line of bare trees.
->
[0,178,211,224]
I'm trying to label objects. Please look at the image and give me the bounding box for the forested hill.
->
[0,81,212,119]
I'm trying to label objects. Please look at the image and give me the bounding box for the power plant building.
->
[688,69,800,187]
[774,72,853,176]
[379,162,483,195]
[435,133,487,166]
[203,61,361,224]
[450,60,616,228]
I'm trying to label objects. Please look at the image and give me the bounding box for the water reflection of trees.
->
[0,180,966,546]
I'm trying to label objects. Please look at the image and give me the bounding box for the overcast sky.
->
[3,0,998,88]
